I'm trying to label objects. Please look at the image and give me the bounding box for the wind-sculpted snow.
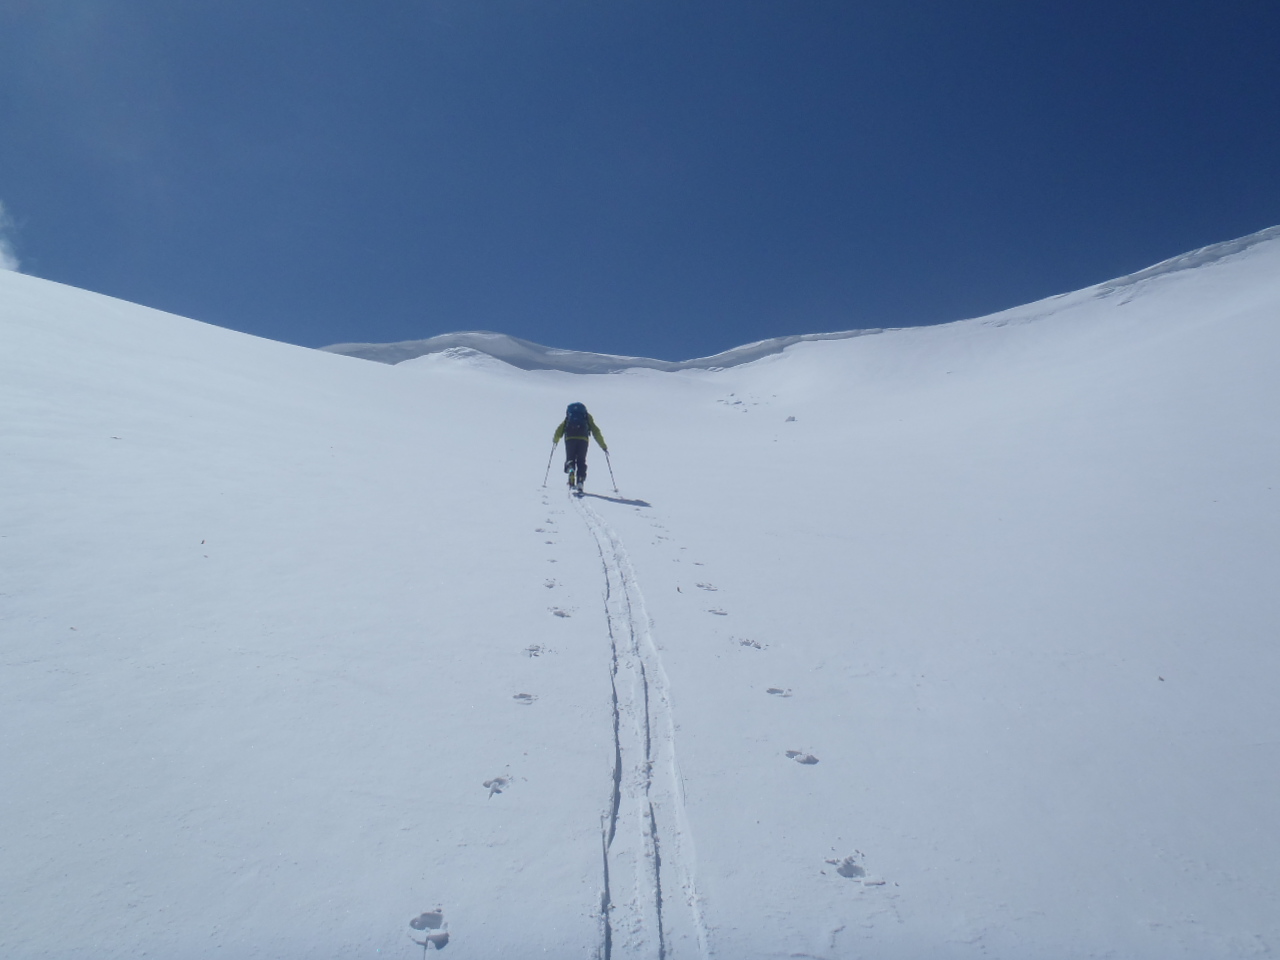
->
[321,327,886,373]
[1095,223,1280,294]
[4,225,1280,958]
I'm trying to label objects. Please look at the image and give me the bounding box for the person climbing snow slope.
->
[552,402,607,493]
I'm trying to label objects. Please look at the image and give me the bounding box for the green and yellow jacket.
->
[553,415,607,450]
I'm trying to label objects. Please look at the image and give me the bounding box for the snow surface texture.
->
[4,226,1280,958]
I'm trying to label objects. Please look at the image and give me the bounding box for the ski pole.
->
[542,441,558,487]
[604,449,618,493]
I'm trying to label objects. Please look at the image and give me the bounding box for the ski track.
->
[573,492,711,960]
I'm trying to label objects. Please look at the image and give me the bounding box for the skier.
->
[552,402,607,493]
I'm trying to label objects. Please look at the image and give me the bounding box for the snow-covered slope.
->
[4,227,1280,959]
[324,224,1280,374]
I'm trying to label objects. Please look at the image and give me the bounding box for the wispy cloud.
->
[0,200,20,271]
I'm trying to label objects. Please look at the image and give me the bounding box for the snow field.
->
[4,227,1280,958]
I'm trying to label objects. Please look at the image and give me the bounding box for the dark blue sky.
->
[2,1,1278,360]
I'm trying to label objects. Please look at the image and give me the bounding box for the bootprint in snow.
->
[826,854,864,878]
[408,908,450,952]
[824,851,886,886]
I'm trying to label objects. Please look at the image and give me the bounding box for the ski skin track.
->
[573,490,711,960]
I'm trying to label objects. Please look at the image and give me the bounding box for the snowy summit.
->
[3,226,1280,958]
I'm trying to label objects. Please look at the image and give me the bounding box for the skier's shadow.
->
[582,492,652,508]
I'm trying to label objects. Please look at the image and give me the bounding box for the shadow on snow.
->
[581,492,652,508]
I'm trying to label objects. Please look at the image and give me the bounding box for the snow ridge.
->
[1095,223,1280,293]
[575,494,709,960]
[321,224,1280,375]
[321,328,885,374]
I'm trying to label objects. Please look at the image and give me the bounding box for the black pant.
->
[564,438,588,482]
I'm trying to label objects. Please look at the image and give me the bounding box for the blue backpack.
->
[565,402,589,437]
